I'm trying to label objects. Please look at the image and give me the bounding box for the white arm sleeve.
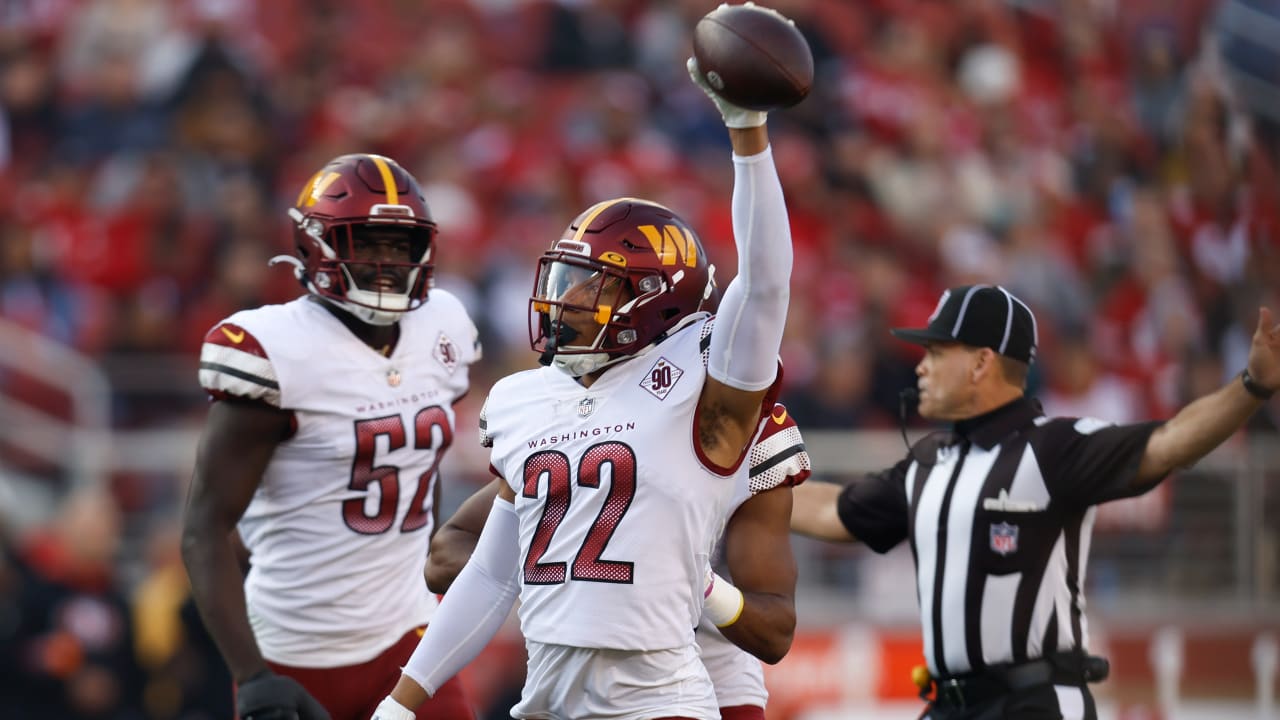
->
[707,146,792,391]
[401,497,520,695]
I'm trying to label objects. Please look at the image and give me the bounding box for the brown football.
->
[692,3,814,111]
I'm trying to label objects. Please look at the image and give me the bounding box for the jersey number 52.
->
[344,408,452,535]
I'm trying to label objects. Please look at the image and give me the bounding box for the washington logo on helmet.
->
[637,224,699,267]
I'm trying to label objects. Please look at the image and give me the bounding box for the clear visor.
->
[537,261,610,307]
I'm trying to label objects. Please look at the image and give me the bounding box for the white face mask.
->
[335,297,404,326]
[270,253,415,326]
[552,352,613,378]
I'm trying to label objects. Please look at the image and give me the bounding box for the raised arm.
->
[689,60,795,468]
[1135,306,1280,485]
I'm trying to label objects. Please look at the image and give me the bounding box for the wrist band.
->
[372,696,417,720]
[704,572,745,627]
[1241,369,1275,400]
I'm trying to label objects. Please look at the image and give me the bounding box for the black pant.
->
[924,683,1098,720]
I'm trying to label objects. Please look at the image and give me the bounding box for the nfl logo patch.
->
[577,397,596,418]
[435,332,459,372]
[386,368,402,387]
[640,356,684,400]
[990,522,1018,556]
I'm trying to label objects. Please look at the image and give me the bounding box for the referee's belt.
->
[919,652,1110,709]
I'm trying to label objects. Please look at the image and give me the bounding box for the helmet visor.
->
[530,255,629,355]
[535,255,629,309]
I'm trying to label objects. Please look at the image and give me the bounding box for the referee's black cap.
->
[891,285,1038,364]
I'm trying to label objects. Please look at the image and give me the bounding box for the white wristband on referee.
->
[371,695,416,720]
[704,571,745,627]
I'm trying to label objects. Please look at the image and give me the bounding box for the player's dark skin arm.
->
[716,486,797,664]
[181,398,292,683]
[424,478,502,593]
[428,467,443,546]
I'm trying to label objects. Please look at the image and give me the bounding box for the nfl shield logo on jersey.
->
[990,522,1018,556]
[640,356,684,400]
[435,332,459,372]
[577,397,596,418]
[386,368,402,387]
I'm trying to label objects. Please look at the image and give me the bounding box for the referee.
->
[791,284,1280,720]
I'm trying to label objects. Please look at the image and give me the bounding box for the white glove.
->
[371,695,416,720]
[687,57,768,129]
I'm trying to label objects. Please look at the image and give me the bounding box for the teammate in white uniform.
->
[181,154,479,720]
[372,56,799,720]
[421,401,811,720]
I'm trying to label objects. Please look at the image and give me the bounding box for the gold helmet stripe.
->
[298,170,342,207]
[571,197,647,243]
[369,155,399,205]
[295,170,324,207]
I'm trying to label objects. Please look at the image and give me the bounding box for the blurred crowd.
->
[1,0,1278,717]
[3,0,1277,428]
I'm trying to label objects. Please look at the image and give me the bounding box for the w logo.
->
[637,224,698,268]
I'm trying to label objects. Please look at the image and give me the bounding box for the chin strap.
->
[539,315,613,376]
[538,318,580,367]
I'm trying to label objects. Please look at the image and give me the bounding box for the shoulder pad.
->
[198,322,281,406]
[478,398,493,448]
[699,316,715,368]
[748,403,811,494]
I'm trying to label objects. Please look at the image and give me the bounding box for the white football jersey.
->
[198,293,479,667]
[482,314,756,651]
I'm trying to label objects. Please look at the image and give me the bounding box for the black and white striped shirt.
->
[836,397,1161,677]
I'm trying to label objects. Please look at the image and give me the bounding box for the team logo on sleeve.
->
[434,332,459,371]
[640,356,684,400]
[990,522,1019,556]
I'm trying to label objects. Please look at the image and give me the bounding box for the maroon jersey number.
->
[344,407,453,535]
[521,441,636,585]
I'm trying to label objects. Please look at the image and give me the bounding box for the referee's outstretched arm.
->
[1136,306,1280,487]
[791,480,855,542]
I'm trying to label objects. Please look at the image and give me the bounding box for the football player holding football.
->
[422,400,810,720]
[370,60,798,720]
[181,154,480,720]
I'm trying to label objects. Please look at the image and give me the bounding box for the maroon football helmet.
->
[279,154,437,325]
[531,198,716,375]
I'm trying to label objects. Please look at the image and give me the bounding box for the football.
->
[692,2,814,111]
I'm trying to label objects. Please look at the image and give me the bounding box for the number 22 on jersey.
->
[522,441,637,586]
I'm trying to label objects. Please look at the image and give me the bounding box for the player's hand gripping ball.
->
[692,2,814,112]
